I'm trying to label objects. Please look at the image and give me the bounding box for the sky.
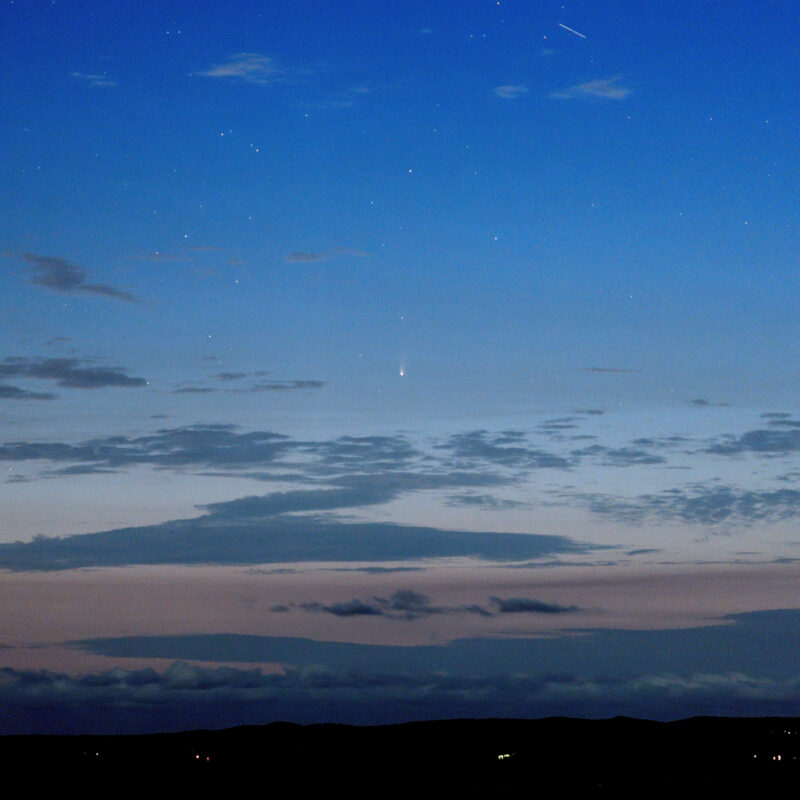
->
[2,0,800,734]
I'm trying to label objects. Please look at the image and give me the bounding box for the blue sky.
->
[2,0,800,733]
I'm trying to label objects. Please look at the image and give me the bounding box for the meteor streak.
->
[558,23,586,39]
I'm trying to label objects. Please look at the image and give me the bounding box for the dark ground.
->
[4,716,800,794]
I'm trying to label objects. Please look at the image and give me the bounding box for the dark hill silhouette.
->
[4,716,799,794]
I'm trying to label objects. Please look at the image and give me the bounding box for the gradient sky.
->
[2,0,800,734]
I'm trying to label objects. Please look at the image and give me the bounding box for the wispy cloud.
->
[171,386,216,394]
[12,253,137,302]
[70,71,117,88]
[285,249,369,263]
[584,366,640,374]
[197,53,294,85]
[551,76,631,100]
[493,84,528,100]
[233,379,325,393]
[285,252,329,263]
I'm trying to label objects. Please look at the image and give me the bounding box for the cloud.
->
[570,444,666,467]
[583,366,640,374]
[1,610,796,733]
[0,424,292,470]
[308,434,421,471]
[437,430,570,469]
[292,592,580,620]
[8,660,800,734]
[445,493,527,510]
[328,247,370,257]
[550,76,631,100]
[0,427,435,488]
[197,53,290,85]
[232,380,325,393]
[136,251,191,263]
[199,486,397,517]
[329,566,425,575]
[705,429,800,457]
[72,609,800,681]
[493,85,528,99]
[70,71,117,88]
[285,249,369,263]
[301,599,385,617]
[12,253,137,302]
[0,357,146,390]
[489,597,581,614]
[0,384,55,401]
[585,485,800,526]
[174,372,323,393]
[286,252,329,263]
[537,417,579,432]
[293,590,491,620]
[0,495,597,570]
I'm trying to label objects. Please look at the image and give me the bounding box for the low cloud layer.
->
[6,662,800,735]
[2,609,798,734]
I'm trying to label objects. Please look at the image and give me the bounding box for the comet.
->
[558,23,586,39]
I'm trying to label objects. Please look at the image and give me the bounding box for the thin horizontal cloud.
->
[230,379,325,393]
[197,53,293,85]
[285,252,329,263]
[286,249,369,263]
[0,357,146,389]
[0,384,55,401]
[69,71,117,88]
[293,590,492,620]
[328,247,370,257]
[12,253,137,302]
[0,498,596,570]
[489,597,581,614]
[551,77,631,100]
[493,84,528,99]
[584,366,640,374]
[291,592,580,619]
